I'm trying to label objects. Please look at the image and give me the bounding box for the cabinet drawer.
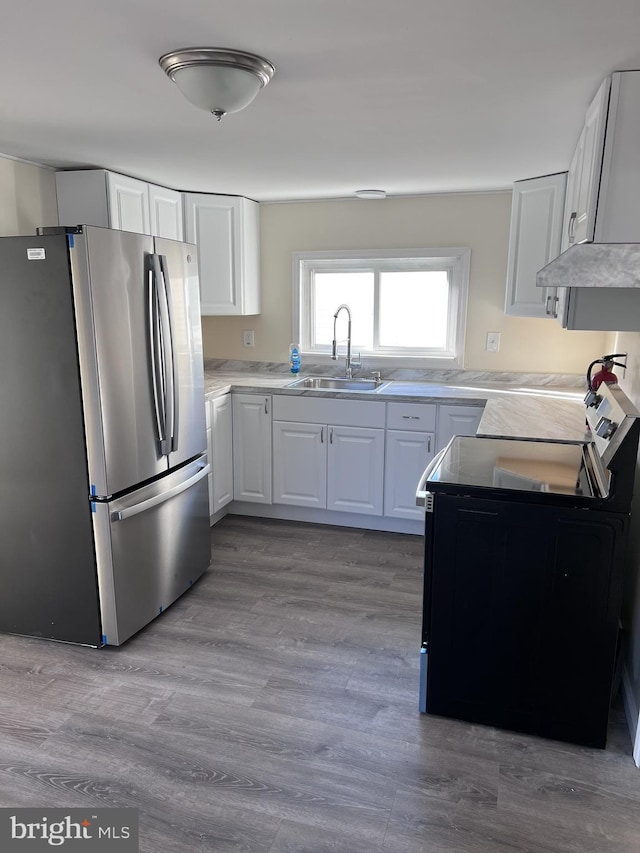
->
[386,402,436,432]
[272,395,385,428]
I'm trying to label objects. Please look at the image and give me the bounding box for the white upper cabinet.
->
[107,173,151,234]
[595,71,640,242]
[148,184,184,241]
[55,169,183,240]
[561,70,640,251]
[183,193,260,316]
[504,173,567,318]
[561,78,610,251]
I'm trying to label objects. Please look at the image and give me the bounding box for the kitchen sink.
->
[286,376,391,392]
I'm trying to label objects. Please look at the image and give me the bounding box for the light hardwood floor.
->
[1,515,639,852]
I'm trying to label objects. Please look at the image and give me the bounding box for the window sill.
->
[298,352,463,370]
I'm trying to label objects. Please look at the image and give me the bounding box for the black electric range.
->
[416,383,640,748]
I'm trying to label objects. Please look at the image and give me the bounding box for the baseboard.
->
[227,501,424,535]
[209,505,230,527]
[622,664,640,767]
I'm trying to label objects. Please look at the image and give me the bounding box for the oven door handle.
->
[416,448,448,508]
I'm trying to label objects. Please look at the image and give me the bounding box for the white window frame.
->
[292,247,470,369]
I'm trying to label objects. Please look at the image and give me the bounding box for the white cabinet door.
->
[212,394,233,512]
[504,173,566,319]
[148,184,184,240]
[574,78,610,245]
[206,403,214,517]
[327,426,384,516]
[384,430,434,520]
[106,173,151,234]
[436,405,483,452]
[184,193,260,315]
[232,394,272,504]
[595,70,640,242]
[561,78,610,251]
[560,129,583,253]
[272,421,326,508]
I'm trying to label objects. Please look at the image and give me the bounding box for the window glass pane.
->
[312,272,374,349]
[379,271,449,348]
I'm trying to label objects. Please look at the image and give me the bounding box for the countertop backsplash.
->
[204,359,586,389]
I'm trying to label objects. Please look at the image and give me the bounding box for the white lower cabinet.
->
[436,404,484,452]
[272,421,326,508]
[206,403,214,513]
[273,421,384,516]
[271,396,386,517]
[327,425,385,515]
[384,402,436,521]
[231,393,483,528]
[232,394,272,504]
[211,394,234,514]
[385,430,434,520]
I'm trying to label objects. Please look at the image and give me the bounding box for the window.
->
[292,248,470,367]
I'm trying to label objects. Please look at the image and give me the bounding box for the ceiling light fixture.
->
[354,189,387,199]
[159,47,275,121]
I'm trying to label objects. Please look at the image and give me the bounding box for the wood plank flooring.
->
[1,515,640,852]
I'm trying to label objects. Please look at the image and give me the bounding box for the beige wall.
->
[0,171,606,376]
[202,193,606,374]
[0,155,58,235]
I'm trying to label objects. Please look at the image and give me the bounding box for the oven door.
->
[415,435,601,717]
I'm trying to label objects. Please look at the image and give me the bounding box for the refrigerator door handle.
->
[111,463,210,522]
[148,256,169,452]
[158,254,179,453]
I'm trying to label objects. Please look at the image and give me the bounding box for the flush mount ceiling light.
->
[159,47,275,121]
[354,189,387,199]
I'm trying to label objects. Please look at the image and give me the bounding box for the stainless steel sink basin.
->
[286,376,391,392]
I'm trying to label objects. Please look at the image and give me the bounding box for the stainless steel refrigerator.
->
[0,226,211,646]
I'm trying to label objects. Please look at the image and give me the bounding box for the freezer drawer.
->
[93,456,211,645]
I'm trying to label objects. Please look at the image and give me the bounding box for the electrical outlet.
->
[486,332,500,352]
[242,330,254,347]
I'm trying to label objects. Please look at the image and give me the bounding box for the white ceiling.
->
[2,0,640,202]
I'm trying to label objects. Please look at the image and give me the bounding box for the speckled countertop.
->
[204,368,588,443]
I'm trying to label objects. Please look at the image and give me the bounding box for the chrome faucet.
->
[332,304,361,378]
